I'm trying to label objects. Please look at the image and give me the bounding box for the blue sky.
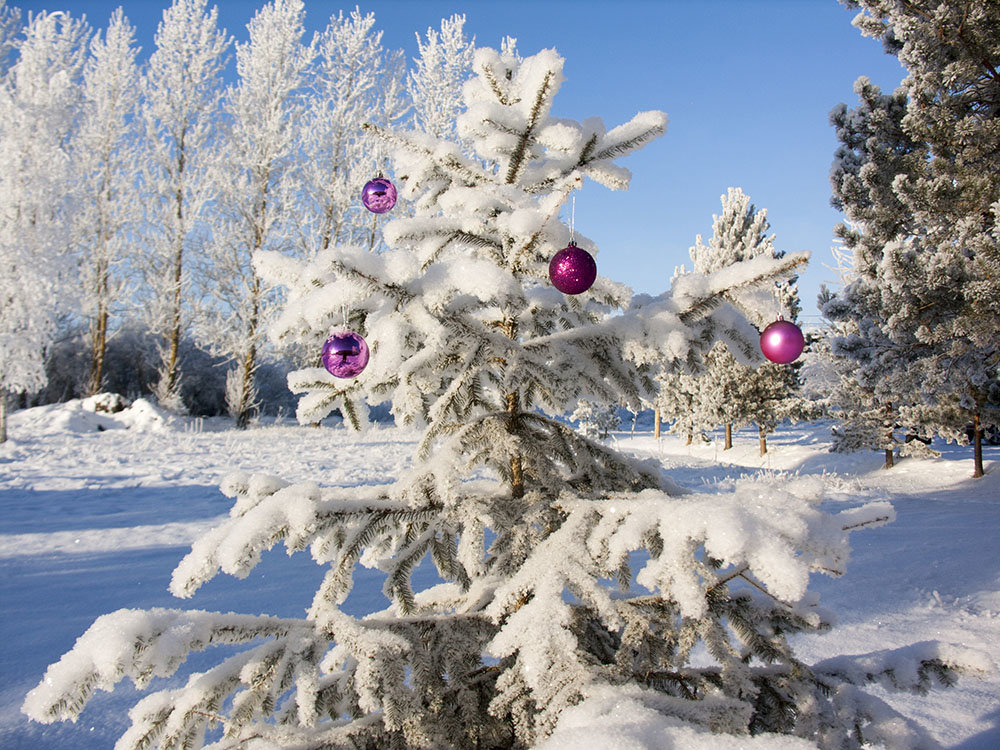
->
[23,0,906,322]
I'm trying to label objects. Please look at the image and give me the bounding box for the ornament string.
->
[569,194,576,245]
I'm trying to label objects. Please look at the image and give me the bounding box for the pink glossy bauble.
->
[548,243,597,295]
[760,319,804,364]
[321,331,370,378]
[361,177,397,214]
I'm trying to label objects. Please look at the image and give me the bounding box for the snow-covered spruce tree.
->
[198,0,313,428]
[824,0,1000,478]
[72,8,141,396]
[570,398,621,440]
[688,188,805,453]
[653,369,706,444]
[0,9,88,442]
[818,252,930,469]
[138,0,230,414]
[26,47,982,749]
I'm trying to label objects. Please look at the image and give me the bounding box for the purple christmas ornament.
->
[321,331,370,378]
[548,243,597,295]
[760,319,804,364]
[361,177,397,214]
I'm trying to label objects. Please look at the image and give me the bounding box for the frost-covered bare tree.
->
[296,7,406,258]
[285,7,405,377]
[0,0,21,73]
[408,13,475,142]
[824,0,1000,478]
[138,0,229,413]
[72,8,140,396]
[199,0,312,428]
[0,10,88,441]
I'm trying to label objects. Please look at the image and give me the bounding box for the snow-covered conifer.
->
[138,0,230,413]
[25,46,973,750]
[824,0,1000,477]
[688,188,806,453]
[198,0,312,428]
[654,369,706,443]
[0,10,88,442]
[571,398,621,440]
[72,8,141,396]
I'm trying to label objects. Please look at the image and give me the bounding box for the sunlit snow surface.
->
[1,402,998,749]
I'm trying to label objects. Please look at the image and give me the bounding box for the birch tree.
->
[296,6,406,263]
[200,0,312,427]
[284,7,405,377]
[408,13,475,142]
[139,0,229,413]
[0,0,21,73]
[0,10,88,441]
[73,8,140,395]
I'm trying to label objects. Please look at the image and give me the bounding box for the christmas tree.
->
[25,46,977,750]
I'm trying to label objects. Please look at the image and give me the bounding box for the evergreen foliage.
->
[570,398,621,440]
[684,189,808,453]
[824,0,1000,477]
[24,44,980,750]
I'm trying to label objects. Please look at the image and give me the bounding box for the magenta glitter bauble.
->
[361,177,397,214]
[548,243,597,295]
[760,319,805,364]
[321,331,370,378]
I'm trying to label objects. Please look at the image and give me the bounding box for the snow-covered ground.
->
[1,399,997,749]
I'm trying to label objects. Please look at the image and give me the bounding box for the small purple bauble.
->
[321,331,370,378]
[361,177,397,214]
[760,319,805,364]
[548,243,597,295]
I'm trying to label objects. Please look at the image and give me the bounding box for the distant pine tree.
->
[823,0,1000,478]
[689,189,807,453]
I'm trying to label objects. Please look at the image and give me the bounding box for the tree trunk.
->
[163,183,185,403]
[87,304,108,396]
[0,390,7,444]
[972,412,984,479]
[506,390,524,499]
[758,424,767,456]
[654,407,661,439]
[724,423,732,451]
[686,432,693,446]
[883,402,894,469]
[87,253,109,396]
[234,282,261,430]
[88,175,113,397]
[234,348,257,430]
